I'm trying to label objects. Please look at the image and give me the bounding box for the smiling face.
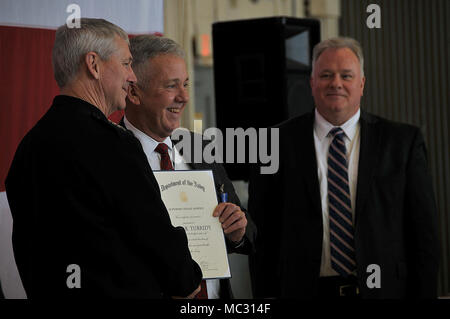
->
[129,54,188,141]
[310,47,365,126]
[101,36,137,114]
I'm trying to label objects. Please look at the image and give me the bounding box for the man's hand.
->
[172,284,201,299]
[213,202,247,243]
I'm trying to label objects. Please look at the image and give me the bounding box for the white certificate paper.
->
[153,170,231,279]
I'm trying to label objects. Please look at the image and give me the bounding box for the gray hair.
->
[311,37,364,77]
[52,18,129,88]
[130,35,185,89]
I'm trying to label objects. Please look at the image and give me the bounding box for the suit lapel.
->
[172,133,225,193]
[297,113,322,217]
[354,111,380,226]
[118,117,126,128]
[172,131,208,170]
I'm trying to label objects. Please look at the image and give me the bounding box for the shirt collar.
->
[314,108,360,142]
[123,115,173,153]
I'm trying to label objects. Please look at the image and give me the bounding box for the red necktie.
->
[154,143,174,170]
[195,279,208,299]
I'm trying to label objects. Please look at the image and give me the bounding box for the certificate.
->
[153,170,231,279]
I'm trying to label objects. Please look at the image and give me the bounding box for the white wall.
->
[0,0,163,33]
[0,192,26,298]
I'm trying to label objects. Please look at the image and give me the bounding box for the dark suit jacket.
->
[119,120,257,299]
[248,110,439,299]
[5,96,202,298]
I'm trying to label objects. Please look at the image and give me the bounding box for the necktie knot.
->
[329,127,345,138]
[155,143,174,170]
[155,143,169,155]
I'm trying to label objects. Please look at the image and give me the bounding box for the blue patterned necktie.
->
[327,127,356,276]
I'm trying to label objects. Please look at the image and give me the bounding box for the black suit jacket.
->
[249,110,439,299]
[119,120,257,299]
[5,96,202,298]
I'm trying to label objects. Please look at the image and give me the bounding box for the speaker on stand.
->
[212,17,320,181]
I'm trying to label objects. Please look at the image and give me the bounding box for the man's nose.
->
[176,86,189,103]
[330,74,343,89]
[128,68,137,84]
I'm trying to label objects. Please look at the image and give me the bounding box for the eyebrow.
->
[320,69,354,73]
[167,77,189,82]
[321,69,353,73]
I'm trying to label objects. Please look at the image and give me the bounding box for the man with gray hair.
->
[6,19,202,298]
[122,35,256,299]
[249,36,439,299]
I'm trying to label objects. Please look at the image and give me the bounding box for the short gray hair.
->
[312,37,364,77]
[130,35,185,89]
[52,18,129,88]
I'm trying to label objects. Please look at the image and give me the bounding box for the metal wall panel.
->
[340,0,450,296]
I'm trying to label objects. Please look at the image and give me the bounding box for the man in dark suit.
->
[5,19,202,298]
[249,37,439,299]
[123,35,256,299]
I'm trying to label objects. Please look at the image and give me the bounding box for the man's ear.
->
[85,51,100,80]
[310,76,315,90]
[127,84,141,105]
[360,76,366,96]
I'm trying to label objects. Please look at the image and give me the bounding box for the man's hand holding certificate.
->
[153,170,231,279]
[213,202,247,244]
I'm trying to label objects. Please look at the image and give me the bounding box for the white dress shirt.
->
[123,116,221,298]
[313,108,361,277]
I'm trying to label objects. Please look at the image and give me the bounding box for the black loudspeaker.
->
[212,17,320,181]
